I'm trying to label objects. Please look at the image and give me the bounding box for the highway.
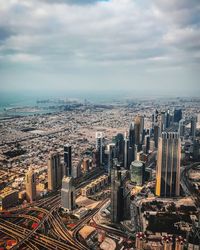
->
[0,172,107,249]
[181,162,200,207]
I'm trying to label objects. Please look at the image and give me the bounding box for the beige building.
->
[0,190,19,210]
[25,167,36,203]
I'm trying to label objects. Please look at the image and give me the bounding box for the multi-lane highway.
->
[0,172,108,250]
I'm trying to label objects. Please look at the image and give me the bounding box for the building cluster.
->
[81,175,109,197]
[0,97,200,249]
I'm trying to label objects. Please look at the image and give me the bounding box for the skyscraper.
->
[166,109,171,128]
[174,109,182,123]
[153,124,160,148]
[25,167,36,203]
[111,166,124,223]
[64,144,72,176]
[144,134,150,153]
[191,116,197,139]
[48,152,62,191]
[134,115,144,148]
[61,176,75,211]
[96,132,104,166]
[178,119,185,139]
[156,132,181,197]
[129,122,135,147]
[114,133,124,164]
[106,143,115,176]
[160,111,166,132]
[124,132,129,169]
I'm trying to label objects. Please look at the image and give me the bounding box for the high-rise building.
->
[178,119,185,139]
[160,111,166,132]
[128,146,135,168]
[114,133,124,164]
[96,132,104,166]
[25,167,36,203]
[190,116,197,139]
[124,132,129,169]
[174,109,182,123]
[64,144,72,176]
[48,152,62,191]
[111,167,124,223]
[192,139,200,161]
[156,132,181,197]
[144,134,150,153]
[166,109,171,128]
[152,109,159,128]
[153,124,160,148]
[130,160,144,186]
[106,143,115,176]
[134,115,144,147]
[129,122,135,147]
[72,161,82,179]
[61,176,75,211]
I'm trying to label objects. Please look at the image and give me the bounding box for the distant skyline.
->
[0,0,200,96]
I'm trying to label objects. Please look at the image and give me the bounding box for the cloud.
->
[7,53,42,63]
[0,0,199,94]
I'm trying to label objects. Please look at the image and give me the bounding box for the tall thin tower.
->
[64,144,72,176]
[96,132,104,165]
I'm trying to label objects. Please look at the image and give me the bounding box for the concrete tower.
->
[25,167,36,203]
[156,132,181,197]
[61,176,75,212]
[48,152,62,191]
[64,144,72,176]
[96,132,104,166]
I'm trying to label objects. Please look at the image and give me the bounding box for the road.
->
[0,172,107,249]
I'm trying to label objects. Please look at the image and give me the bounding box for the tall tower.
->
[96,132,104,166]
[124,132,129,169]
[61,176,75,211]
[153,124,160,148]
[134,115,144,148]
[144,134,150,153]
[178,119,185,139]
[174,109,182,123]
[48,152,62,191]
[25,167,36,203]
[106,143,115,176]
[166,109,171,128]
[111,167,124,223]
[156,132,181,197]
[191,116,197,139]
[64,144,72,176]
[129,122,135,147]
[160,111,166,132]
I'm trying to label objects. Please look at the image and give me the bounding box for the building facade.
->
[25,167,36,202]
[156,132,181,197]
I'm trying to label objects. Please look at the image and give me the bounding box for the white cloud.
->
[7,53,42,63]
[0,0,199,94]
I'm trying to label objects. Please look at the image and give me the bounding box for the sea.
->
[0,90,128,118]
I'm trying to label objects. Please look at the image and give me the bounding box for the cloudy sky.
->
[0,0,200,97]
